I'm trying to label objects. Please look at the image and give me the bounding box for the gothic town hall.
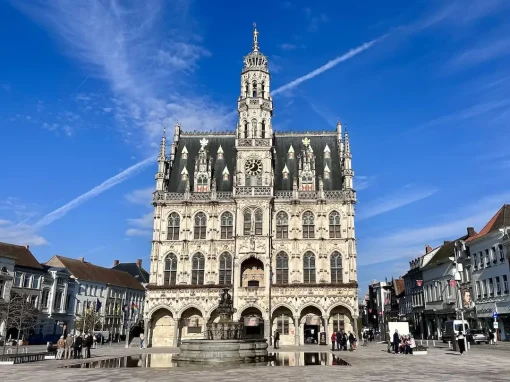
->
[144,26,359,347]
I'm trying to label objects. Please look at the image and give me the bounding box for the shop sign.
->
[244,317,259,326]
[305,316,321,325]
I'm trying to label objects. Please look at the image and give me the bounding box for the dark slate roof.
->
[466,204,510,242]
[425,235,469,268]
[0,242,44,270]
[112,263,149,284]
[46,255,145,291]
[273,132,342,190]
[168,134,236,192]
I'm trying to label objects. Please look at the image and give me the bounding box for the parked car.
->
[469,329,489,344]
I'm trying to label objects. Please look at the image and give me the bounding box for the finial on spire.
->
[253,22,259,52]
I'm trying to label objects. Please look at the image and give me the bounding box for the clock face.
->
[245,159,262,176]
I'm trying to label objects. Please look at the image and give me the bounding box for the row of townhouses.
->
[362,204,510,341]
[0,241,147,344]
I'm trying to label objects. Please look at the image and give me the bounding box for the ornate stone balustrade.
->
[235,186,272,197]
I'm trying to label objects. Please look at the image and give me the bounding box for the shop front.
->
[475,301,510,341]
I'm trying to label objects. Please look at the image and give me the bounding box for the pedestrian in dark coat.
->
[73,334,83,359]
[393,330,400,354]
[336,331,342,350]
[84,334,93,358]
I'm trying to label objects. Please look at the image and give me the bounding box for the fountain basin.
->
[172,339,268,364]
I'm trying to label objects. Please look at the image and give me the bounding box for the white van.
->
[442,320,469,343]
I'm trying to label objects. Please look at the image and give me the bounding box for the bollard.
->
[433,339,435,347]
[448,341,451,349]
[426,339,429,346]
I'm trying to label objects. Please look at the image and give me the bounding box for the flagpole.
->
[82,301,88,334]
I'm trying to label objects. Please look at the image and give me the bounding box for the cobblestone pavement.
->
[0,343,508,381]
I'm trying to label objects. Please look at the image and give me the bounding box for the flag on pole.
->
[96,298,102,313]
[131,302,139,313]
[449,280,457,287]
[416,280,423,287]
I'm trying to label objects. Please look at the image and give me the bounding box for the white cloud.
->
[358,191,510,266]
[355,176,376,191]
[126,228,152,237]
[35,157,154,228]
[272,35,386,96]
[0,222,48,246]
[449,38,510,69]
[280,43,297,51]
[357,186,438,221]
[13,0,233,147]
[124,187,154,205]
[125,212,153,237]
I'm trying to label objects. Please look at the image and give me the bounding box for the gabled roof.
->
[466,204,510,243]
[0,242,44,270]
[46,255,144,291]
[424,234,469,268]
[112,263,149,284]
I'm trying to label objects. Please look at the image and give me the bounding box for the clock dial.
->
[245,159,262,176]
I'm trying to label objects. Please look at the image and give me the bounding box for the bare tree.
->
[1,293,40,354]
[74,309,103,334]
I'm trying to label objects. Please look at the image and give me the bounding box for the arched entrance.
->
[299,305,323,345]
[240,306,264,339]
[329,305,354,337]
[240,257,264,287]
[272,306,295,346]
[150,308,176,347]
[181,307,205,340]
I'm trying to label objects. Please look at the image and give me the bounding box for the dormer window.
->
[181,167,188,181]
[197,175,208,192]
[282,164,289,180]
[324,144,331,159]
[217,145,224,160]
[324,164,330,180]
[222,166,229,181]
[301,172,313,191]
[182,145,188,160]
[288,145,294,159]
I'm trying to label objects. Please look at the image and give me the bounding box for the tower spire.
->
[253,22,259,52]
[158,126,166,161]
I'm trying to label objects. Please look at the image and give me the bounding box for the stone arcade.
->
[144,25,359,348]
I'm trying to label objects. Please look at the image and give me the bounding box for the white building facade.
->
[467,205,510,340]
[145,26,359,347]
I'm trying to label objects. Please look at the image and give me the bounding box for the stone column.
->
[293,316,300,345]
[173,318,180,347]
[323,316,329,344]
[264,316,270,343]
[203,316,210,339]
[143,322,150,348]
[353,316,359,338]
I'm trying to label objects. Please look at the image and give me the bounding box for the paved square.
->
[1,343,508,381]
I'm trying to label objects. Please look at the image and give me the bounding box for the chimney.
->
[25,245,30,250]
[425,245,432,254]
[136,259,142,268]
[443,241,451,245]
[467,227,476,237]
[78,257,85,262]
[113,259,119,267]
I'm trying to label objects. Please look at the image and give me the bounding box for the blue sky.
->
[1,0,510,291]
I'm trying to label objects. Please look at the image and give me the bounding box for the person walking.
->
[393,330,400,354]
[489,330,495,345]
[56,336,65,360]
[342,331,348,351]
[65,335,74,359]
[273,330,280,349]
[84,334,93,358]
[348,332,355,350]
[331,332,337,351]
[336,330,342,351]
[457,330,466,355]
[93,334,98,349]
[140,333,145,349]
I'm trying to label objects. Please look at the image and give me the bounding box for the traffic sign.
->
[493,312,498,318]
[494,322,499,329]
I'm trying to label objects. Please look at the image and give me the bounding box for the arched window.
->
[41,288,50,308]
[261,120,266,138]
[276,211,288,239]
[167,212,180,240]
[261,82,265,98]
[191,253,205,285]
[252,81,257,97]
[243,208,263,236]
[329,211,341,238]
[245,82,249,97]
[251,119,257,138]
[197,175,208,192]
[219,253,232,285]
[244,121,249,138]
[164,254,178,286]
[194,212,207,240]
[276,252,289,284]
[221,212,233,239]
[303,252,316,283]
[330,252,343,284]
[302,211,315,239]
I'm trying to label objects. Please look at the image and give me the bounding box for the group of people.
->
[331,331,357,351]
[362,330,375,344]
[392,330,416,355]
[55,333,97,360]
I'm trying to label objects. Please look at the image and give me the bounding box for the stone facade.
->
[145,25,359,347]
